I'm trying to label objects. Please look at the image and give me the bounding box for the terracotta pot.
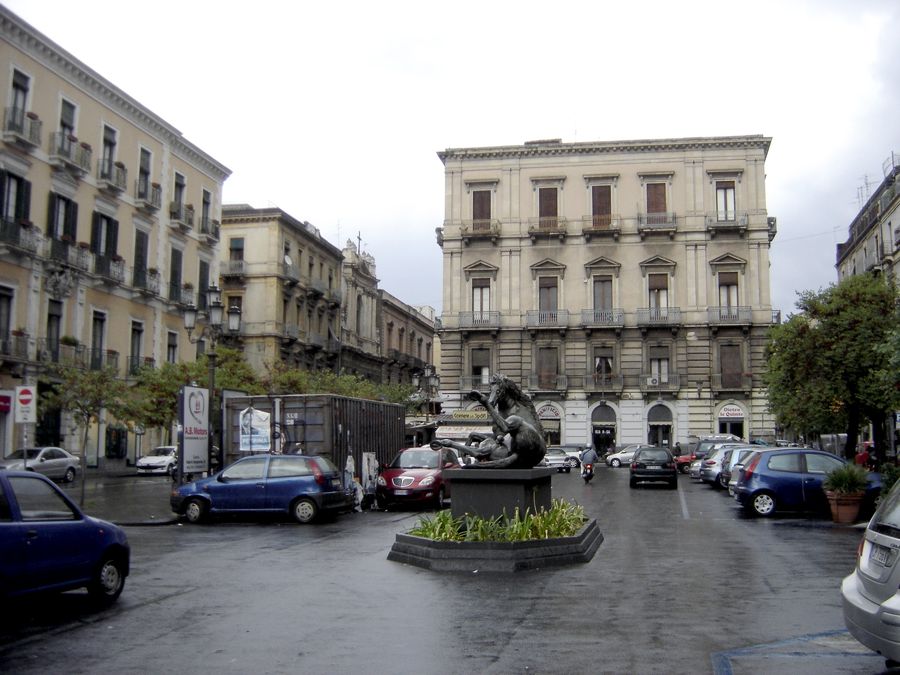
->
[826,490,864,524]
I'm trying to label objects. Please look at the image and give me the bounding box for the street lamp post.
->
[182,285,241,475]
[411,364,440,444]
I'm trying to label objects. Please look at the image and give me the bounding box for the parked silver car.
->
[605,444,653,468]
[0,447,80,483]
[843,478,900,666]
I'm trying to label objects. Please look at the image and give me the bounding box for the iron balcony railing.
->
[639,372,681,393]
[458,311,501,329]
[127,355,155,376]
[707,306,752,324]
[458,376,493,393]
[87,348,119,371]
[581,308,625,327]
[460,219,501,242]
[3,107,41,147]
[1,332,30,360]
[135,180,162,210]
[711,373,753,391]
[97,160,127,192]
[169,202,194,230]
[527,374,568,391]
[48,132,91,173]
[94,255,126,283]
[525,309,569,328]
[221,260,245,277]
[638,212,676,228]
[200,217,220,241]
[583,373,625,393]
[636,307,682,325]
[38,338,84,365]
[132,267,160,294]
[526,217,568,238]
[0,219,41,254]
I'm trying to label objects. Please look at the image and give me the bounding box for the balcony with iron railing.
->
[135,180,161,212]
[97,160,127,194]
[307,332,325,350]
[581,308,625,329]
[637,212,676,238]
[711,373,753,393]
[527,217,568,242]
[93,255,126,284]
[458,311,501,329]
[0,220,41,255]
[87,348,119,371]
[132,267,160,295]
[326,288,342,308]
[307,278,328,298]
[37,338,84,366]
[707,306,752,325]
[48,133,91,174]
[200,217,220,244]
[169,282,194,305]
[221,259,245,279]
[127,355,155,376]
[460,219,501,245]
[706,212,749,237]
[458,376,493,393]
[1,332,30,360]
[580,214,622,241]
[636,307,682,327]
[527,373,568,392]
[582,373,625,394]
[639,372,681,394]
[525,309,570,329]
[168,202,194,232]
[3,108,41,148]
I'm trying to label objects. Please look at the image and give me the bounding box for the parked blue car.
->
[0,471,129,603]
[732,448,881,517]
[170,454,354,524]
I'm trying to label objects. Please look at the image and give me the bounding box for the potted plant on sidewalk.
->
[824,463,870,523]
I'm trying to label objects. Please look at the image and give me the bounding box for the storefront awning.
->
[434,426,494,440]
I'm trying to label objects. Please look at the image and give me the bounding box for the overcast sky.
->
[7,0,900,317]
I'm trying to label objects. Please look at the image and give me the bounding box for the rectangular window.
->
[0,170,31,223]
[0,286,12,337]
[648,273,668,317]
[60,100,75,136]
[174,172,185,206]
[130,321,143,373]
[593,347,614,385]
[718,271,738,315]
[593,275,612,311]
[716,181,735,222]
[90,212,118,257]
[46,300,62,353]
[91,311,106,369]
[538,276,558,315]
[202,189,211,230]
[198,260,210,311]
[538,188,558,228]
[10,70,29,129]
[472,278,490,321]
[169,248,182,301]
[720,344,742,388]
[133,230,148,287]
[472,190,491,230]
[47,193,78,241]
[138,148,151,198]
[166,331,177,363]
[101,125,116,177]
[229,238,244,262]
[471,348,491,385]
[537,346,559,389]
[646,182,667,223]
[649,346,669,384]
[591,185,611,227]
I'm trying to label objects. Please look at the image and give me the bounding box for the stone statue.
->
[434,374,546,469]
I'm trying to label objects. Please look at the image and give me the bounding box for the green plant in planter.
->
[823,463,870,495]
[59,335,79,346]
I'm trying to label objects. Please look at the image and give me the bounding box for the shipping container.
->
[222,394,406,476]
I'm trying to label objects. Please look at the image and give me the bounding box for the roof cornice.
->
[437,135,772,163]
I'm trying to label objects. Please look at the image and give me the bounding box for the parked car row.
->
[0,446,81,483]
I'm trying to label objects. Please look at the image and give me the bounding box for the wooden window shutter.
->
[18,179,31,221]
[647,183,666,213]
[471,348,490,368]
[719,272,738,286]
[65,200,78,240]
[648,273,668,290]
[539,187,557,218]
[107,218,119,255]
[473,190,490,222]
[592,185,611,215]
[134,231,147,269]
[46,193,58,234]
[649,346,669,359]
[90,212,102,254]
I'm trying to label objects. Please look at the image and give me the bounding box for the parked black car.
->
[629,446,678,489]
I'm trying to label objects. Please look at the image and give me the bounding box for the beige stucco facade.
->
[0,7,229,460]
[437,136,779,450]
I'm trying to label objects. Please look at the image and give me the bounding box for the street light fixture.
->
[182,285,241,474]
[412,364,441,443]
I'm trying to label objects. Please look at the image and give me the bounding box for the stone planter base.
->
[387,519,603,573]
[826,492,864,524]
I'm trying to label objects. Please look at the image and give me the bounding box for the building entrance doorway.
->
[591,404,617,453]
[647,404,672,448]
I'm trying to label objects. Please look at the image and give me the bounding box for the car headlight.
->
[376,476,386,486]
[419,475,435,487]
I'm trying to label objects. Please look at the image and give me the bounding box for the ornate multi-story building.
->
[0,7,230,458]
[436,136,779,451]
[836,153,899,285]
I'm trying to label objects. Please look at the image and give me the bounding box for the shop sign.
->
[452,410,489,420]
[537,404,560,419]
[719,404,744,419]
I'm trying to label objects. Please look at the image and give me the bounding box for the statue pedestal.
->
[446,467,554,520]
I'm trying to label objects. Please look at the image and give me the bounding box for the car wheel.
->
[292,497,319,524]
[565,458,577,469]
[88,555,126,604]
[718,474,729,489]
[611,458,621,468]
[750,492,776,517]
[63,467,76,483]
[167,464,175,476]
[184,498,207,524]
[679,464,689,474]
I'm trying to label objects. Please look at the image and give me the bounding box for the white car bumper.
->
[842,571,900,661]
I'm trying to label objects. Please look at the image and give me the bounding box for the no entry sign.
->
[15,385,36,424]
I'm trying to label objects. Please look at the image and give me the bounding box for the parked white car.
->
[605,444,653,468]
[136,446,177,475]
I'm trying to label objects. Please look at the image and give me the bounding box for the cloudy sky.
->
[7,0,900,316]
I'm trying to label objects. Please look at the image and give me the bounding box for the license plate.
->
[646,465,660,470]
[394,489,409,496]
[872,544,893,566]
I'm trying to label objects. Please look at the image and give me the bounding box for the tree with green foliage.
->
[263,361,416,408]
[764,274,900,460]
[39,364,135,505]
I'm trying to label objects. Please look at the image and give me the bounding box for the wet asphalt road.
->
[0,465,889,674]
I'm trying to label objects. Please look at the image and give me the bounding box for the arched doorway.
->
[536,404,561,446]
[717,403,745,439]
[647,404,672,448]
[591,404,616,453]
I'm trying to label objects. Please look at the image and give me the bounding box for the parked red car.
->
[376,447,460,510]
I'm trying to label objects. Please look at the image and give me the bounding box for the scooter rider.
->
[580,445,599,466]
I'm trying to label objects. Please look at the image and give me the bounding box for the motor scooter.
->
[581,462,594,484]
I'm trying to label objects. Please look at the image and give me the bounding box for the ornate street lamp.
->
[182,285,241,475]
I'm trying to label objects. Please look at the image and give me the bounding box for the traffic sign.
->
[15,385,36,424]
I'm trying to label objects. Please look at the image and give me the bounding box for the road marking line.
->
[679,483,690,519]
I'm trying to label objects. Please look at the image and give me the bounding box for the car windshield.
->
[7,449,41,460]
[150,447,174,457]
[871,481,900,537]
[638,449,669,462]
[391,450,439,469]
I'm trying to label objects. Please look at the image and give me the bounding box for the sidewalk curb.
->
[112,516,180,527]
